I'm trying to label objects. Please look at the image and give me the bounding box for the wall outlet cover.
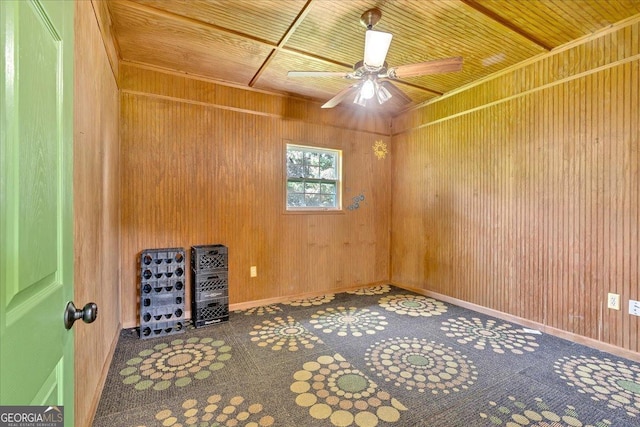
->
[629,300,640,316]
[607,293,620,310]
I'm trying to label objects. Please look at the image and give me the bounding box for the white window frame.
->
[285,143,342,212]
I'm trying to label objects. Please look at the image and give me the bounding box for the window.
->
[286,143,342,210]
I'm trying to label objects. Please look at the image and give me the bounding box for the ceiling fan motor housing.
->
[360,8,382,29]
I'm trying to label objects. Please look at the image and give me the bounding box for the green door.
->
[1,0,74,425]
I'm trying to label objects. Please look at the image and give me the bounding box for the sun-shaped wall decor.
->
[373,140,388,159]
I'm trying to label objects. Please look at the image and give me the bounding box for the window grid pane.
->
[286,144,341,210]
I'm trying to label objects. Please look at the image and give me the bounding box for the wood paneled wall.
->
[391,18,639,357]
[74,2,121,425]
[119,65,391,327]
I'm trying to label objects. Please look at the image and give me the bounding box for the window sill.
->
[283,208,345,215]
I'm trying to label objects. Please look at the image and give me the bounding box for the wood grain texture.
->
[391,19,640,355]
[119,63,391,134]
[91,0,119,83]
[104,1,640,115]
[74,2,121,425]
[119,65,391,327]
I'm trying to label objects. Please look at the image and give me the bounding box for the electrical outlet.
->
[607,293,620,310]
[629,300,640,316]
[250,266,257,277]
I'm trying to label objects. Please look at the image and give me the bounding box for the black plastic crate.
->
[193,271,228,289]
[192,297,229,328]
[191,245,228,272]
[192,271,227,300]
[141,248,185,267]
[194,286,228,302]
[139,319,185,339]
[140,305,185,324]
[141,277,185,295]
[139,248,186,339]
[141,264,186,281]
[141,291,184,309]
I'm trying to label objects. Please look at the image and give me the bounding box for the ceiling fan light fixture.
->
[353,90,367,107]
[363,30,393,68]
[289,7,463,109]
[360,78,375,100]
[376,82,393,104]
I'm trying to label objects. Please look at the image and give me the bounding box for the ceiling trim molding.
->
[91,0,121,85]
[409,11,640,113]
[120,88,392,136]
[119,60,294,98]
[459,0,554,51]
[392,52,640,134]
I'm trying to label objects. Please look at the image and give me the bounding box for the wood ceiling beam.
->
[251,0,444,97]
[459,0,553,51]
[112,0,444,103]
[115,1,353,77]
[395,80,443,97]
[249,0,315,87]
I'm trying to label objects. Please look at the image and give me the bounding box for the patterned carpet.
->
[93,285,640,426]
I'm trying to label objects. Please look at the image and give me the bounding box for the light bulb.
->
[360,79,375,100]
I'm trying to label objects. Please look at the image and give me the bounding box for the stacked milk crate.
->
[139,247,186,339]
[190,244,229,327]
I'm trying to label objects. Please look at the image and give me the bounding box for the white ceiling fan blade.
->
[288,71,351,78]
[387,56,463,79]
[363,30,393,68]
[321,84,359,109]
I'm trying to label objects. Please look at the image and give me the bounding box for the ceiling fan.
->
[288,8,463,109]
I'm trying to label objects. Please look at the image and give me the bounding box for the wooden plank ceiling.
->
[105,0,640,115]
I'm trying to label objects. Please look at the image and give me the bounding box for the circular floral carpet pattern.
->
[120,337,231,391]
[136,394,275,427]
[235,304,282,316]
[479,395,613,426]
[309,307,388,337]
[378,294,448,317]
[291,353,407,426]
[282,294,335,307]
[249,315,322,351]
[365,337,477,394]
[440,317,539,354]
[554,355,640,418]
[346,285,391,296]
